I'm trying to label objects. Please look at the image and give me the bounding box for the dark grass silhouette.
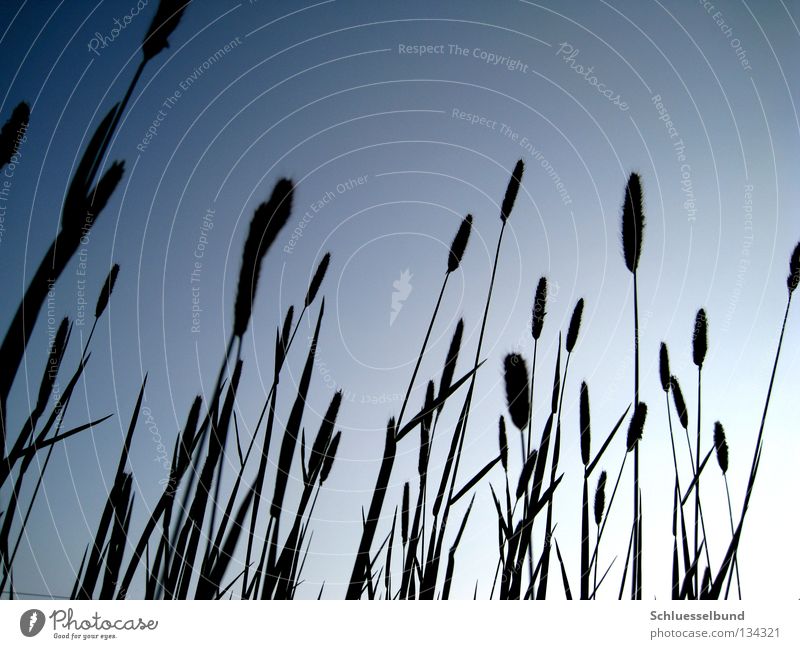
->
[0,102,29,169]
[592,470,607,597]
[0,2,188,587]
[528,276,547,455]
[579,381,591,599]
[537,297,584,600]
[620,172,645,599]
[691,308,708,597]
[503,354,531,432]
[1,0,798,602]
[713,421,740,598]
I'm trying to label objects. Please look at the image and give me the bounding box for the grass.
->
[621,172,645,599]
[0,0,798,601]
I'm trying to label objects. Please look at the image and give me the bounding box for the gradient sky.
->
[1,0,798,599]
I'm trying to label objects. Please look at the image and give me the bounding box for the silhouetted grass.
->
[0,2,183,596]
[1,11,797,601]
[0,102,29,169]
[692,308,708,596]
[620,171,645,599]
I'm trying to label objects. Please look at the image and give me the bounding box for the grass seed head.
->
[566,298,585,353]
[580,381,591,467]
[142,0,186,61]
[532,276,547,340]
[500,160,525,222]
[437,319,464,414]
[670,375,689,429]
[447,214,473,273]
[233,178,294,338]
[626,401,647,452]
[787,241,800,293]
[305,253,331,307]
[621,172,645,274]
[692,308,708,368]
[320,431,341,485]
[713,421,729,474]
[94,264,120,319]
[594,470,607,526]
[503,353,531,431]
[0,101,30,169]
[659,342,671,392]
[310,391,342,478]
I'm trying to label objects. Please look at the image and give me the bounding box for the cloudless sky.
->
[1,0,798,599]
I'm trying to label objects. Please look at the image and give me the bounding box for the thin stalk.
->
[526,339,538,458]
[694,366,701,597]
[397,274,449,427]
[425,221,507,596]
[717,293,793,597]
[523,340,538,591]
[632,271,641,600]
[589,453,628,575]
[723,476,741,599]
[676,419,712,583]
[537,349,572,599]
[241,304,311,594]
[593,526,599,599]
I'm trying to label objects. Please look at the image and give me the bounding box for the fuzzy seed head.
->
[566,298,584,353]
[692,309,708,368]
[310,392,342,478]
[621,172,645,273]
[275,305,294,374]
[788,241,800,293]
[318,390,342,439]
[626,401,648,452]
[670,375,689,429]
[447,214,473,273]
[503,353,531,431]
[713,421,729,474]
[594,470,607,526]
[142,0,186,61]
[659,342,671,392]
[0,101,30,169]
[320,431,340,485]
[532,276,547,340]
[305,253,330,307]
[309,429,331,483]
[233,178,294,338]
[500,160,525,222]
[95,264,120,319]
[438,319,464,414]
[579,381,591,467]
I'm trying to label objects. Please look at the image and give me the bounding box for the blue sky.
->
[1,0,799,599]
